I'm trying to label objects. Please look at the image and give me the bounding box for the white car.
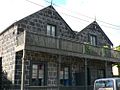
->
[94,78,120,90]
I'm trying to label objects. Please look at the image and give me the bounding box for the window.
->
[90,34,97,46]
[116,79,120,89]
[31,63,46,86]
[97,69,105,78]
[60,66,71,86]
[73,70,81,86]
[95,80,114,90]
[47,24,56,36]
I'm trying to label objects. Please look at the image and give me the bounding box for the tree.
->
[2,71,12,89]
[115,45,120,51]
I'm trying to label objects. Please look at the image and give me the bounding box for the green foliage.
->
[103,45,109,48]
[113,45,120,67]
[113,45,120,76]
[115,45,120,51]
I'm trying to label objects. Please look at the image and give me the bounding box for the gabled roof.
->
[79,21,113,46]
[46,6,76,35]
[0,5,76,36]
[0,22,16,35]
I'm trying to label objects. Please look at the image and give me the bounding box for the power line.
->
[43,0,120,28]
[45,0,94,19]
[60,11,120,30]
[26,0,45,7]
[98,20,120,28]
[25,0,90,23]
[25,0,120,31]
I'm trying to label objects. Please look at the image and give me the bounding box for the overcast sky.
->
[0,0,120,47]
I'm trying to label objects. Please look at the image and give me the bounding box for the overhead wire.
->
[25,0,120,31]
[54,0,120,28]
[26,0,45,7]
[44,0,120,29]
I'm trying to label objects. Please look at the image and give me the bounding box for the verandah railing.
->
[16,32,120,59]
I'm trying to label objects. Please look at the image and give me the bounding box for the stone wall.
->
[77,21,112,47]
[17,6,76,39]
[88,60,113,85]
[0,26,17,86]
[14,51,22,89]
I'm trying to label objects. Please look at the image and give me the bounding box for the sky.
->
[0,0,120,47]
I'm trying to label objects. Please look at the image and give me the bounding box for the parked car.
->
[94,78,120,90]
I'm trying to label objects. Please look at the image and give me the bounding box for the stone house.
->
[0,5,120,90]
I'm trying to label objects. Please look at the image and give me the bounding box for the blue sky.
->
[52,0,67,5]
[0,0,120,47]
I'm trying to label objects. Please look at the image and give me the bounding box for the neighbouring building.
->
[0,5,120,90]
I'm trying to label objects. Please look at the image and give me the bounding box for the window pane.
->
[51,26,55,36]
[64,67,69,79]
[60,71,64,79]
[32,65,38,78]
[38,64,44,86]
[38,64,44,78]
[90,36,93,45]
[47,25,51,35]
[90,35,97,46]
[60,68,64,85]
[116,79,120,89]
[93,36,96,45]
[95,80,114,90]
